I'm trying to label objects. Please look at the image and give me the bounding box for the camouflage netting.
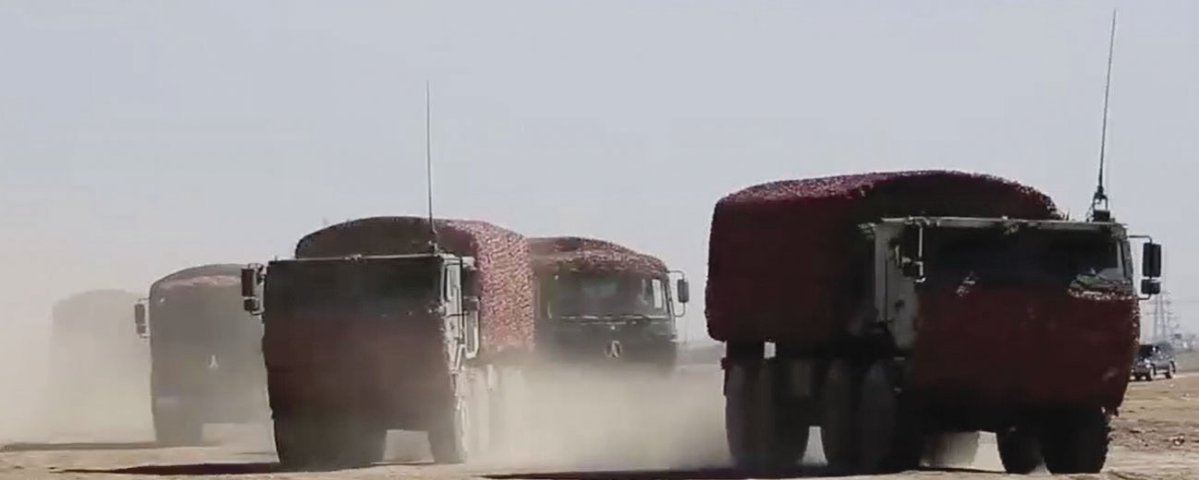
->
[51,289,143,336]
[296,216,534,356]
[706,170,1061,344]
[529,236,668,278]
[152,264,243,292]
[50,289,146,368]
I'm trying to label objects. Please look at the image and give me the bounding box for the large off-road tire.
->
[997,426,1042,474]
[330,416,387,467]
[924,432,980,468]
[274,415,320,468]
[430,370,491,466]
[1040,408,1110,474]
[819,361,859,472]
[724,362,763,470]
[274,414,385,469]
[856,361,922,474]
[763,361,809,470]
[154,413,203,447]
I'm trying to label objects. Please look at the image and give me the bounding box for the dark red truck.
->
[133,265,268,446]
[241,216,533,467]
[706,171,1162,474]
[528,236,689,371]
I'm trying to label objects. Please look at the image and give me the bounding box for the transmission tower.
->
[1147,289,1180,343]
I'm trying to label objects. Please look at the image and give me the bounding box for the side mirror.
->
[1142,279,1161,296]
[1142,242,1163,279]
[463,296,480,313]
[133,301,148,338]
[243,297,262,314]
[676,278,691,304]
[901,259,925,280]
[241,265,260,298]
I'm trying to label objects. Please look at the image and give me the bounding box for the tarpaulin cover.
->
[529,236,668,278]
[706,170,1062,344]
[152,264,243,292]
[912,287,1138,409]
[295,216,534,356]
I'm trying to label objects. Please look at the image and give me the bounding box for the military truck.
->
[706,171,1161,474]
[133,265,268,446]
[48,290,148,436]
[528,237,689,371]
[240,216,534,467]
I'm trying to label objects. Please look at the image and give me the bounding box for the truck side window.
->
[651,279,665,309]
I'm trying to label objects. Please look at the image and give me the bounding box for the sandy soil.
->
[3,369,1199,480]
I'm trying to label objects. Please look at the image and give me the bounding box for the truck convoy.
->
[241,216,534,468]
[528,236,689,371]
[706,171,1161,475]
[134,265,268,446]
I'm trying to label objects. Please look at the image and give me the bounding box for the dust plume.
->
[0,290,153,445]
[489,363,731,471]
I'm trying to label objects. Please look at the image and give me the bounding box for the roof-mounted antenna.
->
[1089,9,1118,222]
[426,80,441,253]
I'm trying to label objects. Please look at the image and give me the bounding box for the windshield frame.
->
[263,254,446,315]
[540,271,671,320]
[881,217,1132,289]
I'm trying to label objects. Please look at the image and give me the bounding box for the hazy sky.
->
[2,0,1196,344]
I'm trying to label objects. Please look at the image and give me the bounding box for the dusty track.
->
[4,371,1199,479]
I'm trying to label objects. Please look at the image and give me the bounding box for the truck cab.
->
[535,270,689,369]
[865,216,1160,351]
[242,253,492,467]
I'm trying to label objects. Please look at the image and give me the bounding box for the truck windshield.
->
[922,227,1125,289]
[264,257,441,314]
[547,273,668,319]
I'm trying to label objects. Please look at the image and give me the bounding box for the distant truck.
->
[133,265,268,446]
[528,236,689,372]
[49,290,148,435]
[241,216,534,467]
[706,171,1162,475]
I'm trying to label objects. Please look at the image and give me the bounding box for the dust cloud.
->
[484,364,731,471]
[0,290,153,446]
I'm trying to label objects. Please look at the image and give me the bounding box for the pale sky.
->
[2,0,1197,346]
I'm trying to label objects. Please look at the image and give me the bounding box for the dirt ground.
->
[3,362,1199,480]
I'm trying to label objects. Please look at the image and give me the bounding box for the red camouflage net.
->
[528,236,668,278]
[913,287,1138,409]
[296,216,534,356]
[706,170,1063,344]
[151,264,243,292]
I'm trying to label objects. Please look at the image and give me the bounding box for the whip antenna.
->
[1089,9,1118,222]
[426,80,441,252]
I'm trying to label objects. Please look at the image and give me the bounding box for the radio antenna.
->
[426,80,441,252]
[1089,9,1118,222]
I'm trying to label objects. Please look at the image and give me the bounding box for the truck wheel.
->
[924,432,979,468]
[468,369,492,457]
[1149,366,1157,380]
[997,426,1041,474]
[764,362,809,470]
[724,362,763,470]
[429,395,470,464]
[819,361,858,472]
[1165,363,1175,379]
[329,416,386,467]
[487,366,508,455]
[154,413,203,447]
[1040,408,1110,474]
[857,361,921,474]
[273,415,319,468]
